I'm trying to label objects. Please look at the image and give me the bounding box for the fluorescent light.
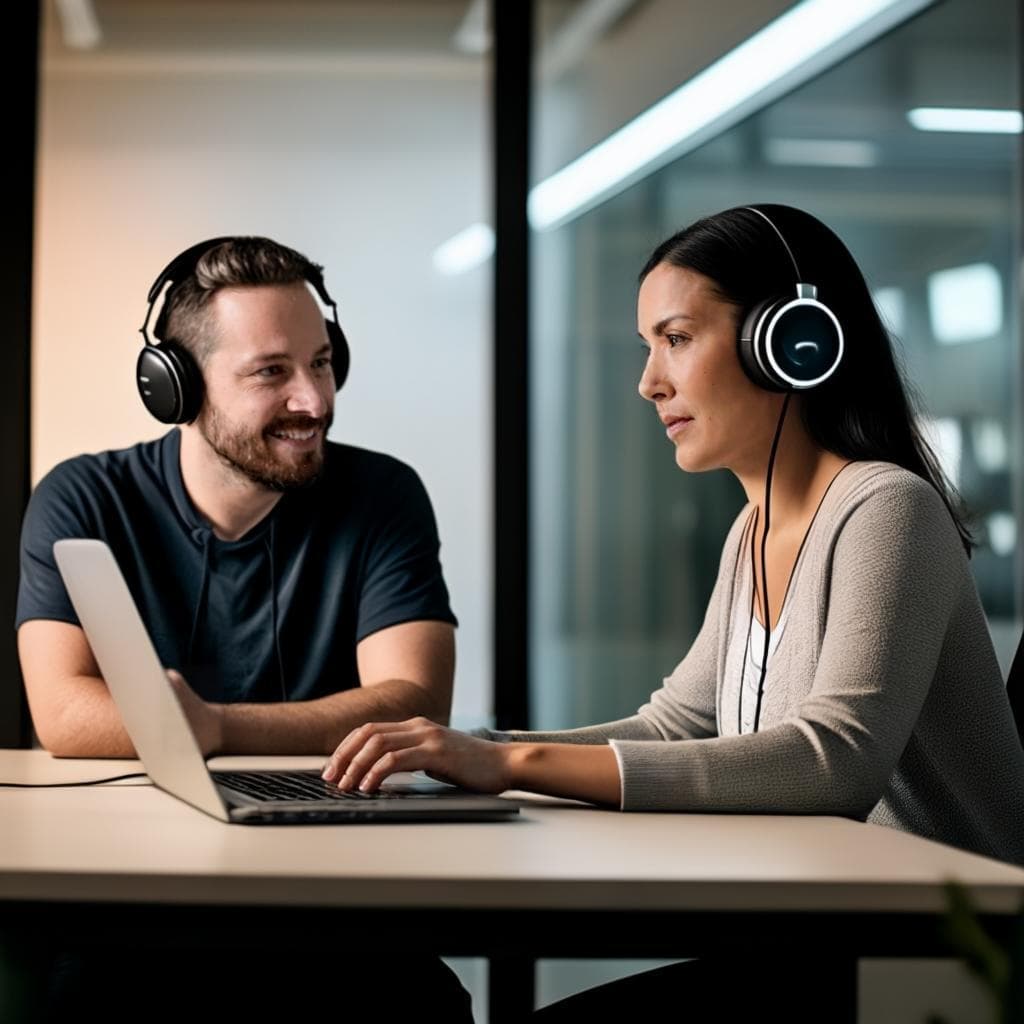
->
[764,138,879,167]
[927,263,1002,344]
[432,223,495,276]
[438,0,932,271]
[55,0,102,50]
[452,0,490,55]
[539,0,639,79]
[528,0,933,230]
[907,107,1023,134]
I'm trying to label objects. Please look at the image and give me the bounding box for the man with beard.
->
[16,237,459,761]
[14,239,473,1018]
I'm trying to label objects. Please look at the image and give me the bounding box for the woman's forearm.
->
[504,742,622,806]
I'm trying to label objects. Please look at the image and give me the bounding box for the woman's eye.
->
[666,334,687,348]
[313,357,331,371]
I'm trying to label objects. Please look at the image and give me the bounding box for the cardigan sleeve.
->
[610,473,964,814]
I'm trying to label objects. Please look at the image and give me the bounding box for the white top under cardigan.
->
[481,461,1024,866]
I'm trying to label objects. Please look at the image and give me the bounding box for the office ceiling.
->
[42,0,590,71]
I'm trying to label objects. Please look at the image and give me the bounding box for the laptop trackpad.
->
[380,771,456,795]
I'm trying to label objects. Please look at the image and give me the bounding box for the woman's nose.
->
[638,351,672,403]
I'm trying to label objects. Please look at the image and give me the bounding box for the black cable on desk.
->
[0,772,150,787]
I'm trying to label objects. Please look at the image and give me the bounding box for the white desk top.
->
[3,749,1023,914]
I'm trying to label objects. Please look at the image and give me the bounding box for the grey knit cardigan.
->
[486,462,1024,866]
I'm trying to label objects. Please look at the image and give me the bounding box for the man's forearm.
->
[217,678,447,756]
[39,677,137,759]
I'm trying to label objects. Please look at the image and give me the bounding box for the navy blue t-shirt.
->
[16,430,457,703]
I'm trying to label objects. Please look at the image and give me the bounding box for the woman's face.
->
[637,262,783,476]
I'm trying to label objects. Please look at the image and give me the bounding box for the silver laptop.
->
[53,538,518,825]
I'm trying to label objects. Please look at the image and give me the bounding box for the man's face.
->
[197,282,335,491]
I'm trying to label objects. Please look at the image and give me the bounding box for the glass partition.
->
[531,0,1022,729]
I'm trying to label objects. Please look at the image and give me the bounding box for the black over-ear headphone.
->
[137,237,351,424]
[738,207,844,392]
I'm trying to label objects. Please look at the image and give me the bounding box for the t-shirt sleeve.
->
[355,462,457,642]
[16,462,100,629]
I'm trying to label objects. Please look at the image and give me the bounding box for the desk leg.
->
[488,956,535,1023]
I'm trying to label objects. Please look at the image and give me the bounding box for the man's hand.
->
[167,670,224,758]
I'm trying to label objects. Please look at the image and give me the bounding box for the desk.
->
[3,749,1024,1020]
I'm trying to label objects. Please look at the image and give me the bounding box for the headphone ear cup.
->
[326,320,350,392]
[136,342,204,424]
[739,297,788,391]
[742,293,844,392]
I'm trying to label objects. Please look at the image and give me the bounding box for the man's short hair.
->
[162,237,322,366]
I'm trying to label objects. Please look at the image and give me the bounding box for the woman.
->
[323,203,1024,1017]
[325,203,1024,855]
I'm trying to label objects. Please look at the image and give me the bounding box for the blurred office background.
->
[23,0,1023,1021]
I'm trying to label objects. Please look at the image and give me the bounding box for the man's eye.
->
[256,366,283,378]
[313,357,332,370]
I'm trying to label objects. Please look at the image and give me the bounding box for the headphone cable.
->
[750,392,791,733]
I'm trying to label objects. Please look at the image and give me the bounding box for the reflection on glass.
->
[988,513,1017,558]
[928,262,1003,344]
[921,417,964,490]
[872,286,906,336]
[764,137,881,168]
[972,420,1008,472]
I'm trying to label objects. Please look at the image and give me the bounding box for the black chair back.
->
[1009,630,1024,748]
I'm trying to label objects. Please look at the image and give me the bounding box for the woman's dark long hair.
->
[639,204,973,554]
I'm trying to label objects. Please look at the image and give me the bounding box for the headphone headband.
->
[737,206,843,392]
[146,237,234,306]
[743,206,802,282]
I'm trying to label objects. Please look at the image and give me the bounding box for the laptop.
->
[53,538,519,825]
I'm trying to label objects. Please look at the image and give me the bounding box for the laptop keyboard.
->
[213,770,389,802]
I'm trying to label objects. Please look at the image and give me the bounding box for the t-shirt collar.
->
[159,427,279,546]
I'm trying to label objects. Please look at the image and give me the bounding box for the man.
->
[17,236,457,757]
[14,237,473,1022]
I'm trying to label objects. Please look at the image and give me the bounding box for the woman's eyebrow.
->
[652,313,696,334]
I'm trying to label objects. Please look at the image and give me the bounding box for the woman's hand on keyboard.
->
[320,718,511,795]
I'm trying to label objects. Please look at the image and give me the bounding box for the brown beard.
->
[197,406,332,491]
